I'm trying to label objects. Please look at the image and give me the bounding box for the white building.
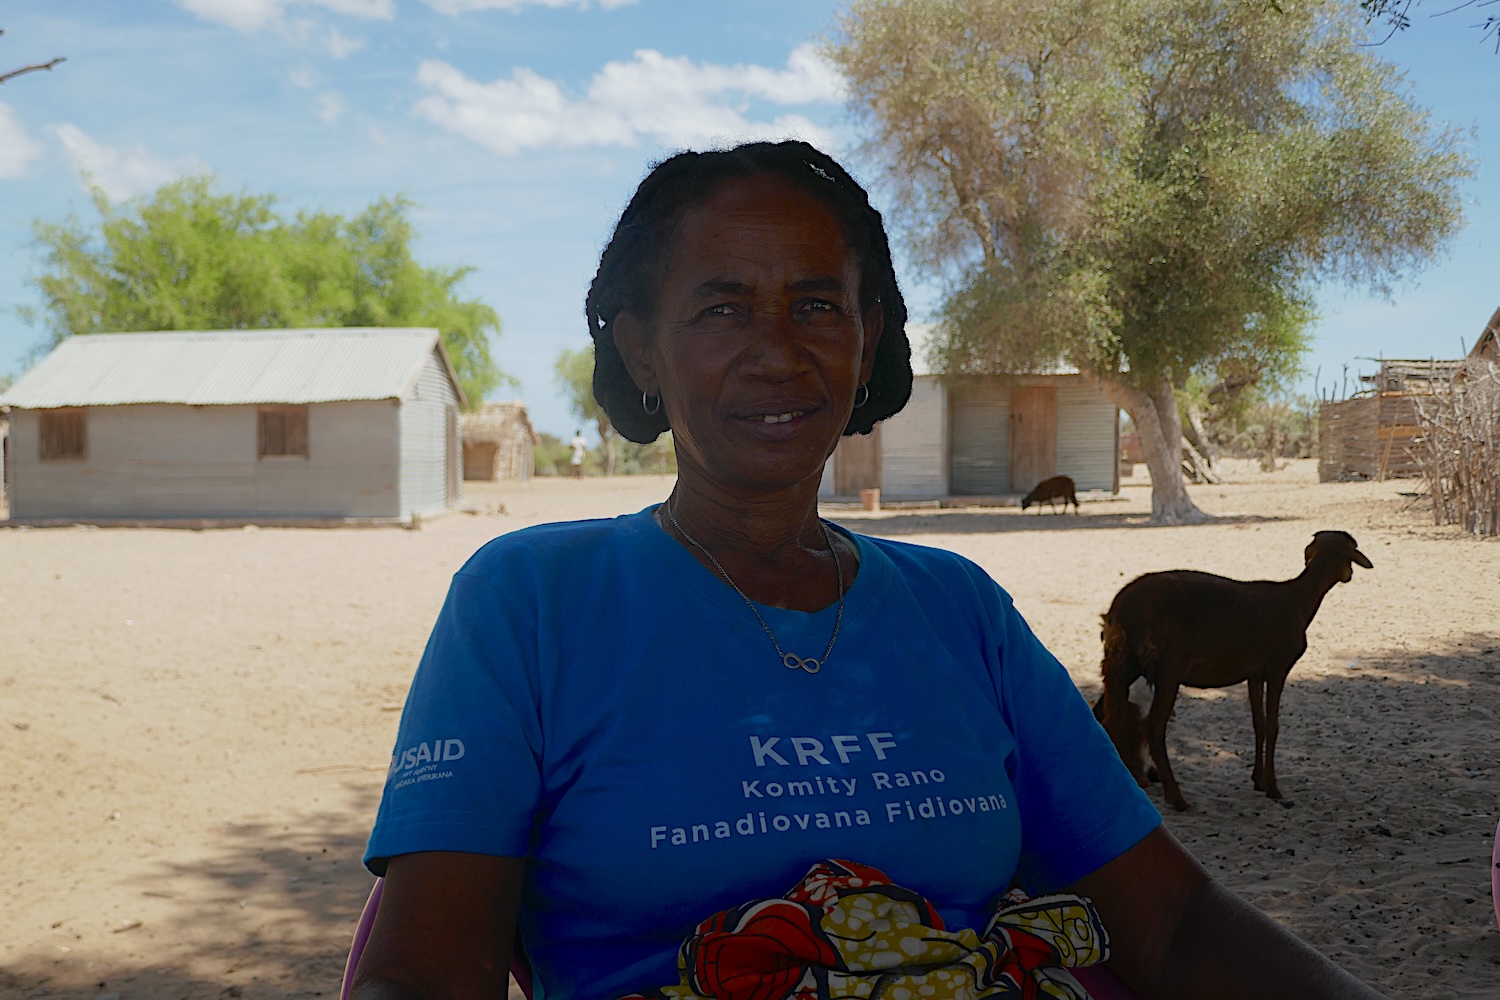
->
[0,328,465,524]
[822,327,1120,502]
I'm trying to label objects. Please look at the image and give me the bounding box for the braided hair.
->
[585,140,912,444]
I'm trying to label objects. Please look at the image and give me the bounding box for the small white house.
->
[0,328,465,524]
[822,328,1120,502]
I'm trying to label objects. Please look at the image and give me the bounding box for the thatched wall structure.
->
[1466,306,1499,366]
[1320,310,1500,483]
[1319,359,1465,482]
[461,401,535,482]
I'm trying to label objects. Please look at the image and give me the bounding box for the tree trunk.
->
[1088,373,1210,524]
[597,420,617,477]
[1181,401,1223,484]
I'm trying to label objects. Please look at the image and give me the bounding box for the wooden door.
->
[834,426,881,494]
[1009,385,1057,493]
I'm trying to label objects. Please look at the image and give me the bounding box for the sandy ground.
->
[2,459,1497,999]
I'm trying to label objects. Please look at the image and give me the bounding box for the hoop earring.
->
[642,391,661,415]
[853,383,870,408]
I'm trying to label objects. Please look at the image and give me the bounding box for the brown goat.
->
[1091,530,1373,811]
[1022,475,1078,514]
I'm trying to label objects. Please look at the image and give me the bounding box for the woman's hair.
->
[585,140,912,444]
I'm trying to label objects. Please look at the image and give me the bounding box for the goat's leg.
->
[1248,678,1267,791]
[1145,678,1189,811]
[1261,675,1286,800]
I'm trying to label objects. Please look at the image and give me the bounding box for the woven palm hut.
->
[461,401,536,482]
[1469,306,1500,365]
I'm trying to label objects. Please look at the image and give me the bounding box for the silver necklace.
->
[664,499,844,675]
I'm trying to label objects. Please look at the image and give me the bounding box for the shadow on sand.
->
[6,642,1496,1000]
[1116,635,1500,997]
[827,508,1283,538]
[2,784,380,1000]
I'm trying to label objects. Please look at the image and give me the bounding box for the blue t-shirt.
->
[365,507,1160,1000]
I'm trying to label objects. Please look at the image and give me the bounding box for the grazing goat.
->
[1022,475,1078,514]
[1091,530,1373,811]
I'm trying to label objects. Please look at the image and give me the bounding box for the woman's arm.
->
[1069,826,1387,1000]
[351,852,526,1000]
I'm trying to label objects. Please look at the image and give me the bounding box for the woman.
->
[355,142,1385,1000]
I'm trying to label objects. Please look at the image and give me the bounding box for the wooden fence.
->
[1413,360,1500,537]
[1318,392,1425,482]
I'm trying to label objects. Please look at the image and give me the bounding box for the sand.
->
[2,459,1497,999]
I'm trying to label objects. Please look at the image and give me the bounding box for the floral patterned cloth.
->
[619,860,1110,1000]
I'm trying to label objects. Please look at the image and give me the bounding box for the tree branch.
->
[0,56,66,85]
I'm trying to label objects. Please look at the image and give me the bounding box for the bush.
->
[615,433,677,475]
[533,432,574,476]
[1207,393,1319,463]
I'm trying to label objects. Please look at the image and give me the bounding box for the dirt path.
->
[3,461,1496,998]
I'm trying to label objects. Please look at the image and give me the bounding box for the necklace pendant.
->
[784,652,821,674]
[665,499,842,676]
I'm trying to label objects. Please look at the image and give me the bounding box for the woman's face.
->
[616,173,883,497]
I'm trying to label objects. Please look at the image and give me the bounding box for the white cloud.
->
[317,91,347,122]
[420,0,636,14]
[413,44,845,156]
[288,65,319,88]
[51,125,209,201]
[0,102,44,179]
[176,0,393,34]
[325,26,364,58]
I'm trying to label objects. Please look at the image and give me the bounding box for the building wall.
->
[462,435,534,482]
[879,374,1117,497]
[881,376,947,500]
[818,454,835,498]
[398,349,461,516]
[948,379,1011,494]
[6,401,400,519]
[1054,378,1118,493]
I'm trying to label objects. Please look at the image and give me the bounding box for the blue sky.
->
[0,0,1494,438]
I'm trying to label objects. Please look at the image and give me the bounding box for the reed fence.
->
[1413,360,1500,537]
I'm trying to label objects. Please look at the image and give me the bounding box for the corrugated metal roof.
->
[903,323,1082,377]
[0,328,446,408]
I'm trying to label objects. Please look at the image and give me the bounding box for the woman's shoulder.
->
[850,530,1004,587]
[457,509,655,583]
[845,530,1018,614]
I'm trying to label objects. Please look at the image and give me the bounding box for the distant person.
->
[568,430,586,479]
[355,141,1386,1000]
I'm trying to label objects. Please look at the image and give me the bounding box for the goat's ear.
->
[1351,548,1373,569]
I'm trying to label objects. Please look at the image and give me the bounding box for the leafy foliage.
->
[835,0,1469,386]
[533,426,675,477]
[554,344,618,475]
[23,176,509,406]
[533,432,575,476]
[1204,390,1321,462]
[830,0,1472,519]
[615,434,677,475]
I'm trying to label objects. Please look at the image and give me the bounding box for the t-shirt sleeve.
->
[991,589,1161,892]
[363,567,543,876]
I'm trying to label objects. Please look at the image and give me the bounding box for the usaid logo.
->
[390,737,466,777]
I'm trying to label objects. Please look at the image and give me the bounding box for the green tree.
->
[554,344,617,476]
[831,0,1471,522]
[615,434,677,475]
[23,176,509,406]
[533,431,573,476]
